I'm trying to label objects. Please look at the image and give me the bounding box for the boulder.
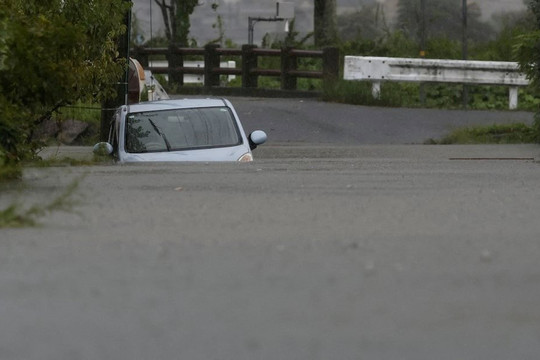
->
[57,119,89,144]
[33,118,89,145]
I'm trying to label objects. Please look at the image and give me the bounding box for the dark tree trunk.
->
[314,0,337,47]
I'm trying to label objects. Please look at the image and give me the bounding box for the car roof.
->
[125,98,231,113]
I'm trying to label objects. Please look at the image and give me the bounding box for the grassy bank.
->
[426,123,537,144]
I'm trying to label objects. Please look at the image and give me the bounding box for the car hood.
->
[118,145,250,163]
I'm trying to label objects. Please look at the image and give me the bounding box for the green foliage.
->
[0,175,82,228]
[337,3,389,42]
[425,38,461,59]
[0,204,37,227]
[143,36,170,48]
[153,0,199,46]
[514,29,540,88]
[382,31,420,57]
[0,153,22,181]
[0,0,130,179]
[473,10,535,61]
[55,104,101,124]
[324,3,537,113]
[323,80,540,111]
[397,0,494,43]
[339,30,418,58]
[260,19,313,49]
[430,123,536,144]
[322,80,404,107]
[234,8,539,110]
[206,1,226,46]
[513,0,540,141]
[338,0,532,61]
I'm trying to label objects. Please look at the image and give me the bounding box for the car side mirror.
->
[248,130,267,150]
[93,142,114,156]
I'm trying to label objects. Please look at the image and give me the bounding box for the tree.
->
[514,0,540,141]
[314,0,338,46]
[397,0,493,44]
[154,0,199,46]
[477,8,534,61]
[337,3,389,42]
[0,0,131,178]
[516,0,540,85]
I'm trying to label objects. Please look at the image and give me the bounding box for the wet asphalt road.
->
[228,97,534,144]
[1,99,540,360]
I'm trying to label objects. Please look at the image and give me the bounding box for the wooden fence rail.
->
[131,44,339,93]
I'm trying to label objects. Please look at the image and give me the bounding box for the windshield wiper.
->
[147,118,171,151]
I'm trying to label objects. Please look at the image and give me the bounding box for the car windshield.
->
[125,106,241,153]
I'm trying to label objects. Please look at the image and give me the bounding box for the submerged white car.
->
[94,98,267,162]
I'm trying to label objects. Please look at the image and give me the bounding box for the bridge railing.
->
[131,44,340,94]
[344,56,529,109]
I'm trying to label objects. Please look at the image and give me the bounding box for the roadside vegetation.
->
[0,0,129,226]
[0,176,82,228]
[279,2,538,112]
[425,123,537,145]
[0,0,129,180]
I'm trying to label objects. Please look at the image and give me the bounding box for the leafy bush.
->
[0,0,129,180]
[322,80,405,107]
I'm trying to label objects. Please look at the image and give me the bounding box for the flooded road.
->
[2,144,540,359]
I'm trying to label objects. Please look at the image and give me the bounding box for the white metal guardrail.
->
[343,56,529,109]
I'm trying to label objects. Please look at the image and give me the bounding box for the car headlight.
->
[237,152,253,162]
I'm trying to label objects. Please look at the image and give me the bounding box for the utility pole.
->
[420,0,426,58]
[462,0,468,60]
[419,0,426,105]
[100,0,132,141]
[462,0,468,109]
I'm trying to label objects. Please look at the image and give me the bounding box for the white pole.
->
[509,86,518,110]
[372,81,381,99]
